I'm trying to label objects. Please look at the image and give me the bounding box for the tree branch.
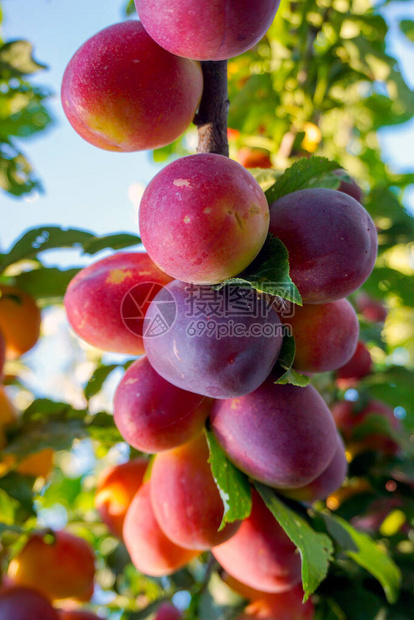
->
[194,61,229,157]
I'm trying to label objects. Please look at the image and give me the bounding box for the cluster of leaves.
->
[0,2,52,196]
[0,0,414,618]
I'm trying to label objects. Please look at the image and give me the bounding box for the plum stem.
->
[194,61,229,156]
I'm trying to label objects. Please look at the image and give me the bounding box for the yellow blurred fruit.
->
[301,122,322,153]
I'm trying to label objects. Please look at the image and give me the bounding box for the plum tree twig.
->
[194,61,229,157]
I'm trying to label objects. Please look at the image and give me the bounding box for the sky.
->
[0,0,414,259]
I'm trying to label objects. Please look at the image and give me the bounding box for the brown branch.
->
[194,61,229,156]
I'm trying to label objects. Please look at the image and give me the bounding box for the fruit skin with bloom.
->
[135,0,280,61]
[95,457,148,538]
[155,602,182,620]
[139,154,270,285]
[269,188,377,303]
[280,435,348,503]
[336,341,372,388]
[334,169,363,203]
[150,434,241,550]
[282,299,359,373]
[211,380,337,489]
[123,482,199,577]
[61,21,203,152]
[213,490,301,594]
[0,285,41,359]
[114,357,211,452]
[0,586,59,620]
[64,252,172,355]
[355,292,387,323]
[8,531,95,602]
[144,280,283,399]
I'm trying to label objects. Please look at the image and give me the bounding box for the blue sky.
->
[1,0,414,258]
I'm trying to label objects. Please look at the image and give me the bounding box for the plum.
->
[282,299,359,373]
[210,380,337,489]
[123,483,198,576]
[269,188,377,303]
[143,280,283,399]
[150,434,240,550]
[213,490,301,593]
[62,21,203,152]
[139,154,269,285]
[64,252,172,355]
[135,0,280,61]
[113,357,211,452]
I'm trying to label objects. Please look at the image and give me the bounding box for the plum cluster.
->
[59,4,382,618]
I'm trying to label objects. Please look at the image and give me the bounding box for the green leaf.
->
[206,430,252,529]
[249,168,281,192]
[0,226,141,272]
[0,227,95,271]
[256,483,334,600]
[274,333,310,387]
[120,599,169,620]
[0,40,47,76]
[400,20,414,43]
[124,0,137,16]
[323,513,401,604]
[197,572,247,620]
[0,141,41,197]
[84,364,120,400]
[215,235,302,304]
[2,400,88,461]
[265,157,341,204]
[13,267,80,304]
[85,411,125,446]
[82,232,141,255]
[0,473,36,515]
[0,489,19,525]
[362,366,414,416]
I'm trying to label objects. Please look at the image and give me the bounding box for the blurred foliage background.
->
[0,0,414,618]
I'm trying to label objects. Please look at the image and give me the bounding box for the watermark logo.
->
[121,283,295,339]
[121,282,176,338]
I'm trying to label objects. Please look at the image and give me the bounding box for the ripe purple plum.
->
[280,435,348,503]
[269,189,377,303]
[135,0,280,61]
[210,380,337,489]
[0,587,59,620]
[114,357,211,452]
[336,341,373,388]
[61,21,203,152]
[355,292,387,323]
[283,299,359,373]
[143,280,283,399]
[334,170,363,203]
[139,154,269,285]
[64,252,172,355]
[213,490,301,593]
[155,603,182,620]
[123,482,198,576]
[150,434,240,550]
